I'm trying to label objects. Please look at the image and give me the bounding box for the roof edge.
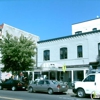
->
[38,30,100,43]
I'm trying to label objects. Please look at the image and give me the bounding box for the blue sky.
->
[0,0,100,40]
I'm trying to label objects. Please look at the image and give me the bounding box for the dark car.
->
[28,79,68,94]
[0,79,27,91]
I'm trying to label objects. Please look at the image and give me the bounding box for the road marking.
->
[0,96,23,100]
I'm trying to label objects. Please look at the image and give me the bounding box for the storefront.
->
[33,63,89,83]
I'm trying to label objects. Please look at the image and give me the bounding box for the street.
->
[0,90,98,100]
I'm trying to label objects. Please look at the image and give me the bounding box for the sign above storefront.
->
[49,66,58,71]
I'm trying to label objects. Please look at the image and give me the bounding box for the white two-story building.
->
[36,18,100,83]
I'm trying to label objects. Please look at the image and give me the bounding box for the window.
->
[43,50,50,61]
[45,80,50,84]
[75,31,82,35]
[51,80,58,84]
[77,45,83,57]
[60,47,67,59]
[92,28,97,31]
[83,75,95,82]
[5,80,13,84]
[33,80,38,84]
[98,43,100,56]
[38,80,44,85]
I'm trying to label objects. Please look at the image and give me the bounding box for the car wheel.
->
[0,85,2,90]
[11,86,16,91]
[28,87,33,93]
[48,88,53,94]
[77,88,85,98]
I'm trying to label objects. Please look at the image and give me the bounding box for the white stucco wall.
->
[2,24,40,44]
[87,32,100,62]
[37,31,100,67]
[72,18,100,35]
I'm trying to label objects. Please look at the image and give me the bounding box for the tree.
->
[0,32,36,73]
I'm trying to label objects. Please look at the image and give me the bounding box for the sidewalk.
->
[66,89,75,95]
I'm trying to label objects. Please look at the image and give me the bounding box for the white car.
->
[73,73,100,98]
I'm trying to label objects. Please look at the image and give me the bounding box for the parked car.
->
[0,79,27,91]
[73,73,100,98]
[28,79,68,94]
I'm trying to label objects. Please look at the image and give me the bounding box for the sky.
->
[0,0,100,40]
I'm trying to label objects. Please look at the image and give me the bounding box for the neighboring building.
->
[72,17,100,35]
[0,23,40,80]
[36,18,100,82]
[0,23,39,43]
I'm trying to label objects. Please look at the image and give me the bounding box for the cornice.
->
[38,30,100,44]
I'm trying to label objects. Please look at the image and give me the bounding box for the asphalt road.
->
[0,90,99,100]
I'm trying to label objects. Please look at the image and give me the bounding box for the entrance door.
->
[50,71,56,80]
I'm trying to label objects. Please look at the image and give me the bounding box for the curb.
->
[66,92,75,95]
[66,89,75,95]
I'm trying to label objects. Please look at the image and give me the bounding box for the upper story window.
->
[43,50,50,61]
[98,43,100,56]
[75,31,82,35]
[60,47,67,59]
[92,28,97,31]
[77,45,83,58]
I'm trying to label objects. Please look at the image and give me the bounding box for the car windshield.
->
[51,80,59,84]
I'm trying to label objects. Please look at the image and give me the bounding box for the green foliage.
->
[0,32,36,72]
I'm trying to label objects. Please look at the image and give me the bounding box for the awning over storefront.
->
[40,62,62,71]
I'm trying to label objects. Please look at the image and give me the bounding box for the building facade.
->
[0,18,100,82]
[0,23,40,80]
[36,18,100,83]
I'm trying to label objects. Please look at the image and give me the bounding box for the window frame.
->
[77,45,83,58]
[92,28,97,31]
[38,80,44,85]
[98,43,100,56]
[83,75,95,82]
[60,47,67,59]
[75,31,82,35]
[43,50,50,61]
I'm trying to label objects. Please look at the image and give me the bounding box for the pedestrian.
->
[19,72,24,82]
